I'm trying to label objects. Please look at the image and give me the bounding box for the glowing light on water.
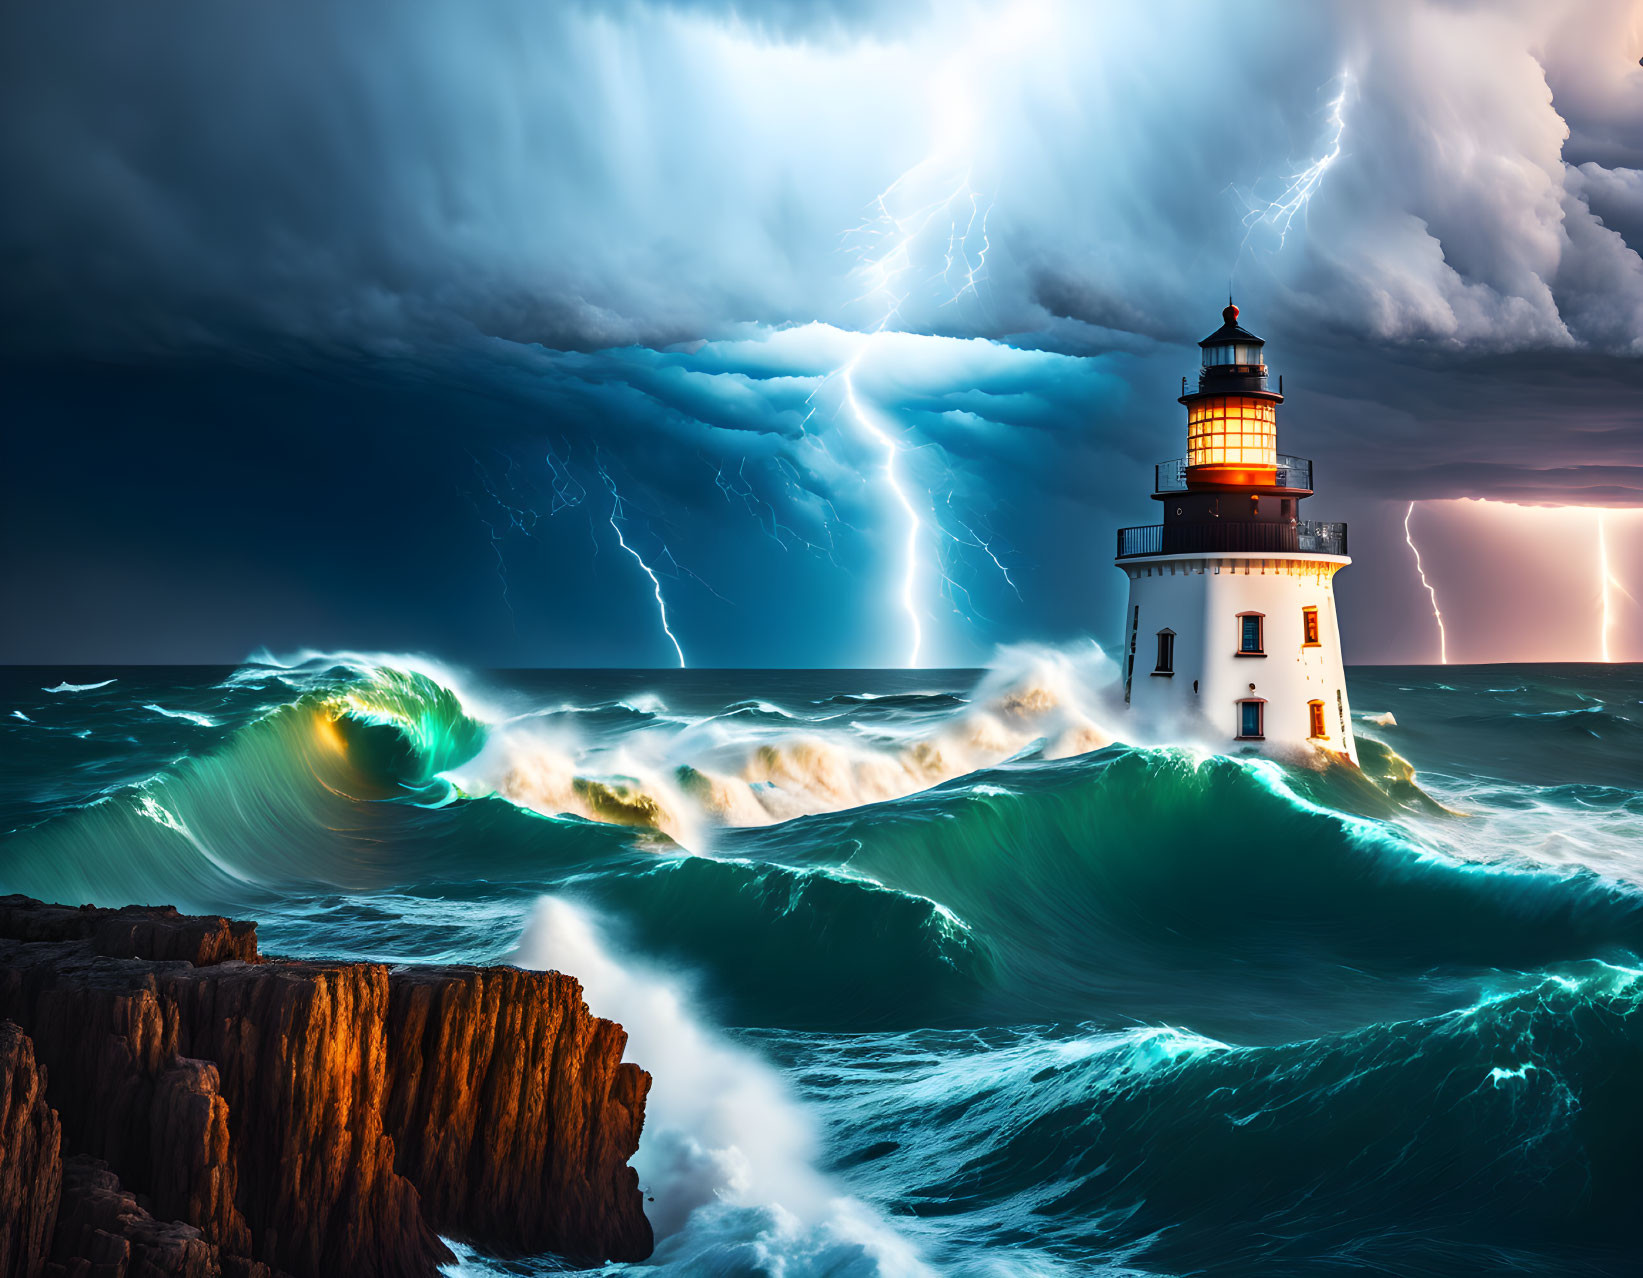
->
[1404,502,1449,664]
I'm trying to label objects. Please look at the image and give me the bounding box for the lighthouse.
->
[1115,301,1357,764]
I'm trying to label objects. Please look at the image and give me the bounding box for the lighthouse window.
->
[1202,343,1263,367]
[1302,607,1320,646]
[1237,612,1265,655]
[1153,629,1175,675]
[1237,699,1265,740]
[1309,700,1328,739]
[1186,396,1277,468]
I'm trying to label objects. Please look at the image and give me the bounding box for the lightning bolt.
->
[598,462,687,668]
[545,441,588,514]
[942,494,1022,602]
[815,6,1055,664]
[713,455,842,566]
[841,354,924,665]
[1404,501,1449,665]
[467,440,723,662]
[942,194,991,305]
[1599,515,1615,662]
[1238,70,1352,256]
[1595,513,1636,662]
[467,452,544,631]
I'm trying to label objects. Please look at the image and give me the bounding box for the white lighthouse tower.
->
[1116,301,1357,764]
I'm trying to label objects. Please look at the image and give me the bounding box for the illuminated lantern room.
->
[1114,295,1354,763]
[1181,302,1280,487]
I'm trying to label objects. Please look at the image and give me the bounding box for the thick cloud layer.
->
[2,0,1639,664]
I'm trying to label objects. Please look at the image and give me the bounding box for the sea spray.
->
[509,897,932,1275]
[5,660,1643,1276]
[451,642,1129,842]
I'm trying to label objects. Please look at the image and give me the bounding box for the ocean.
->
[3,651,1640,1276]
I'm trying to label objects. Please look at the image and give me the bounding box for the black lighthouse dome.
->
[1195,301,1273,396]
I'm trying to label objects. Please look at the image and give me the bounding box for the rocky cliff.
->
[0,1021,60,1277]
[0,896,652,1278]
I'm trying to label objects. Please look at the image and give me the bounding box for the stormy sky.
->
[3,0,1641,666]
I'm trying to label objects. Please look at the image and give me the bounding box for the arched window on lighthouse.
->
[1236,611,1265,655]
[1153,629,1175,675]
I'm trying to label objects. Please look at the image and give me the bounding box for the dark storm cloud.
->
[1370,463,1643,507]
[2,0,1640,664]
[6,0,1638,364]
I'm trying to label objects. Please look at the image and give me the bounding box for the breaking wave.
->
[810,965,1643,1275]
[5,656,1643,1276]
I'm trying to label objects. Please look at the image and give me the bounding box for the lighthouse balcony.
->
[1154,454,1313,495]
[1115,519,1348,560]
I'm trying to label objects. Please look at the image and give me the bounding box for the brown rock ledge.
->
[0,1020,61,1277]
[0,895,652,1278]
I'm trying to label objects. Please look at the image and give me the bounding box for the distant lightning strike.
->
[1239,71,1352,255]
[598,463,687,669]
[1595,514,1635,662]
[1599,516,1614,662]
[545,442,588,514]
[478,7,1035,666]
[1404,502,1449,665]
[944,494,1021,601]
[713,456,842,566]
[467,437,721,661]
[468,453,544,631]
[841,356,925,665]
[824,7,1050,665]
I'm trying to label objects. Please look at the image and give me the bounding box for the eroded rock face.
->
[43,1157,270,1278]
[0,896,652,1278]
[385,966,653,1260]
[0,899,258,968]
[0,1020,61,1278]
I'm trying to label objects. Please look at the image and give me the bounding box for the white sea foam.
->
[451,642,1125,848]
[42,679,116,693]
[508,897,930,1275]
[242,647,512,724]
[142,703,219,728]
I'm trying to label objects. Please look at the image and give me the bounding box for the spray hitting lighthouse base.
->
[1116,303,1358,765]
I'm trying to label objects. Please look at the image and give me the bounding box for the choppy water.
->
[3,651,1641,1276]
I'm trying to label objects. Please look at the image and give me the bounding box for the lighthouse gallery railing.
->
[1115,520,1348,559]
[1153,454,1313,493]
